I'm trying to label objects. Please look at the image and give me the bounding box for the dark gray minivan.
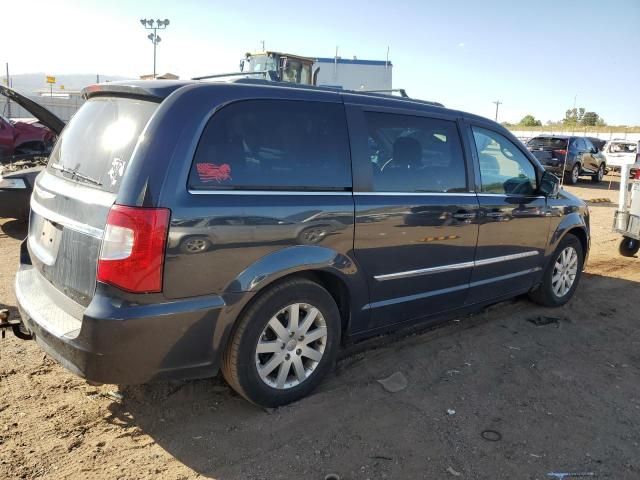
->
[14,80,590,407]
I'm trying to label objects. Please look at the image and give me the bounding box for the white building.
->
[313,57,392,91]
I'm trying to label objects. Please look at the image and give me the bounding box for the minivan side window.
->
[472,127,537,196]
[364,112,467,193]
[189,100,351,191]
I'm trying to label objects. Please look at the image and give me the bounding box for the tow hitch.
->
[0,309,33,340]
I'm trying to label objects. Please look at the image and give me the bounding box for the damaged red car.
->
[0,86,65,219]
[0,110,56,158]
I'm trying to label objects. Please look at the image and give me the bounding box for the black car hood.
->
[0,85,65,135]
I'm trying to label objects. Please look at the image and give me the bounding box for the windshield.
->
[248,55,276,73]
[527,137,568,150]
[47,97,158,193]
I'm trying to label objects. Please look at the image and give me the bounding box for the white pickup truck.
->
[602,139,638,172]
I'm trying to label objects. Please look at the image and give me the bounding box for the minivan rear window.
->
[47,97,158,193]
[188,100,351,191]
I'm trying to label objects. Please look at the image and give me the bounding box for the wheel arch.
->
[546,216,590,264]
[213,246,368,363]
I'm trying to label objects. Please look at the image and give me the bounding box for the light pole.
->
[139,18,170,78]
[492,100,502,122]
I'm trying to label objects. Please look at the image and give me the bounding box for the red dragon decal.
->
[196,163,232,183]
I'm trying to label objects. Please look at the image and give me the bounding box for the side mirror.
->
[539,171,560,197]
[590,147,597,154]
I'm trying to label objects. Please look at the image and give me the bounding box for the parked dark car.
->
[0,86,65,220]
[526,135,607,185]
[13,80,590,407]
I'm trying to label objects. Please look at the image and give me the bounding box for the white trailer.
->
[613,144,640,256]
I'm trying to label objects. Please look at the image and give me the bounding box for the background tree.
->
[563,107,586,126]
[519,114,542,127]
[581,111,601,126]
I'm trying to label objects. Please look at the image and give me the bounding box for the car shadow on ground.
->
[104,272,640,479]
[568,175,621,193]
[0,219,27,240]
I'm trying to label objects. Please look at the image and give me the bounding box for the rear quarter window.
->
[47,97,158,193]
[188,100,351,191]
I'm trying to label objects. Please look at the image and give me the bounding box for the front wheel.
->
[180,237,212,254]
[619,237,640,257]
[529,234,584,307]
[221,278,341,407]
[592,163,605,183]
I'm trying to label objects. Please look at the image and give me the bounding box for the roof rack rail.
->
[191,71,278,81]
[360,88,409,98]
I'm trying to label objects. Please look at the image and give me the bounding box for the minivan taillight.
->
[553,149,567,156]
[97,205,170,293]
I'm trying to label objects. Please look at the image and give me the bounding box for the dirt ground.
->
[1,176,639,480]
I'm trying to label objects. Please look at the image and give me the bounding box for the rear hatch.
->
[28,96,159,306]
[527,137,568,166]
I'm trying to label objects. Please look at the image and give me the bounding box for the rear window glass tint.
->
[47,97,157,193]
[527,137,568,149]
[188,100,351,191]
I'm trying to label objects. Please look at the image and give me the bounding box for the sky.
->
[2,0,640,125]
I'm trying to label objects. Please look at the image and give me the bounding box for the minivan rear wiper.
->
[50,163,102,186]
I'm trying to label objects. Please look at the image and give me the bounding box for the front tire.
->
[179,236,212,254]
[529,234,584,307]
[221,278,341,407]
[619,237,640,257]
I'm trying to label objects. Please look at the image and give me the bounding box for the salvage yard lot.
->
[1,178,639,480]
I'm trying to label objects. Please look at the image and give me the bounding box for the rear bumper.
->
[542,163,567,175]
[15,264,233,384]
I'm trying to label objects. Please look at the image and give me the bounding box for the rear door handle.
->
[485,212,505,219]
[452,212,476,220]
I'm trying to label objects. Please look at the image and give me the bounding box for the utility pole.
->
[140,18,170,78]
[261,40,265,51]
[492,100,502,122]
[4,63,10,118]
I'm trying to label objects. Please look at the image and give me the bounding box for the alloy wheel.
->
[552,246,578,297]
[185,238,208,253]
[572,165,580,183]
[255,303,328,389]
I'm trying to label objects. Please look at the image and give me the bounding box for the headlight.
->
[0,177,27,189]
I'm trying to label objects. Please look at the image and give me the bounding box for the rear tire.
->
[619,237,640,257]
[565,163,580,185]
[529,234,584,307]
[221,278,341,407]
